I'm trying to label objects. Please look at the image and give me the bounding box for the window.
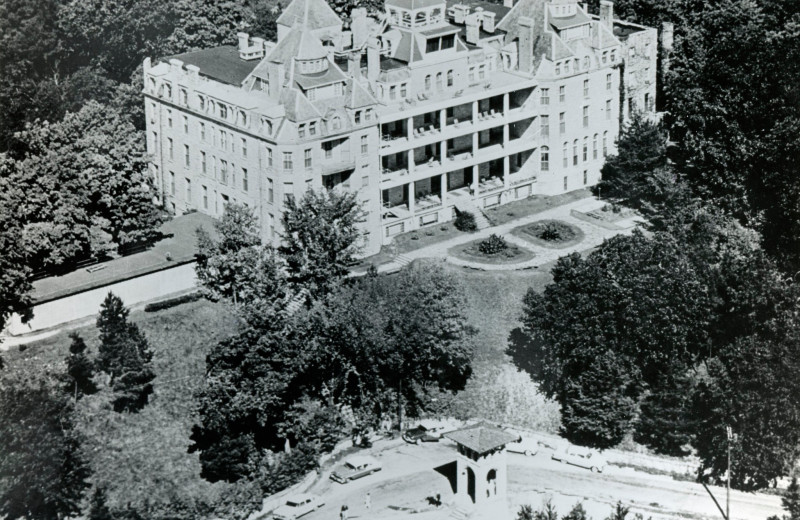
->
[267,147,273,167]
[366,109,373,121]
[220,160,228,184]
[183,116,189,134]
[562,142,568,167]
[442,34,455,49]
[559,85,565,103]
[151,131,158,151]
[200,122,205,141]
[540,115,549,137]
[167,109,173,128]
[606,99,612,120]
[555,62,561,75]
[299,124,306,138]
[332,117,341,130]
[268,179,274,202]
[198,95,206,110]
[603,131,608,157]
[582,138,588,162]
[559,112,565,134]
[390,85,397,100]
[283,152,293,171]
[309,122,317,136]
[563,176,568,191]
[541,88,550,105]
[168,138,173,160]
[362,175,369,187]
[583,56,590,69]
[185,178,191,201]
[478,65,485,80]
[401,83,407,97]
[184,144,190,167]
[583,170,588,185]
[355,111,362,124]
[170,171,175,195]
[241,138,247,157]
[541,147,549,171]
[436,72,443,90]
[201,151,207,174]
[469,68,475,83]
[361,135,368,155]
[593,134,598,159]
[583,106,589,127]
[565,61,571,74]
[606,73,612,90]
[304,149,312,169]
[573,140,578,165]
[203,185,208,209]
[611,50,617,62]
[220,131,227,150]
[602,51,608,64]
[447,70,453,87]
[583,79,589,98]
[269,213,275,238]
[220,104,227,119]
[425,75,432,90]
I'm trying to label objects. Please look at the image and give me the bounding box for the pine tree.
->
[96,292,155,412]
[64,332,97,401]
[783,477,800,520]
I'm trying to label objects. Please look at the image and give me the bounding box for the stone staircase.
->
[454,200,492,230]
[394,253,413,267]
[449,504,471,520]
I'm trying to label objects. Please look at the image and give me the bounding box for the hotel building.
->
[143,0,657,256]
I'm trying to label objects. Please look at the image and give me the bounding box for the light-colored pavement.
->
[377,196,635,273]
[290,439,782,520]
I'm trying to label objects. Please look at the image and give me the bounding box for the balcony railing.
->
[478,176,504,193]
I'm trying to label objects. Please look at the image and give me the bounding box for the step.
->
[395,254,413,266]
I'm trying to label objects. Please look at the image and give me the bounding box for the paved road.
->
[289,439,782,520]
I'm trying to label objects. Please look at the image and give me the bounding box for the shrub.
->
[454,211,477,232]
[478,234,508,255]
[144,291,203,312]
[540,223,563,241]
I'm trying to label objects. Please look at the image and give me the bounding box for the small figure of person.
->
[340,505,348,520]
[436,493,442,508]
[365,492,371,511]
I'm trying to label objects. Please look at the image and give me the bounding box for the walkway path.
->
[377,197,640,273]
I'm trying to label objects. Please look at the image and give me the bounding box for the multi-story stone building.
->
[143,0,657,256]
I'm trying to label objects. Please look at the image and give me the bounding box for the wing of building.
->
[143,0,658,256]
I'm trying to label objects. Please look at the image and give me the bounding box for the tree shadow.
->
[506,327,546,381]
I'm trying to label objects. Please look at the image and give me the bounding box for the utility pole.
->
[727,426,733,520]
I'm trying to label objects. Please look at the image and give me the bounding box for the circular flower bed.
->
[449,236,534,265]
[515,220,584,249]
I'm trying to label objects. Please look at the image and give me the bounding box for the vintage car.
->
[402,422,444,444]
[504,430,540,457]
[272,494,324,520]
[551,444,608,473]
[330,455,382,483]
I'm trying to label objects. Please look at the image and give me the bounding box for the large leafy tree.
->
[0,171,32,333]
[96,292,156,413]
[280,189,365,297]
[0,369,91,520]
[196,203,286,305]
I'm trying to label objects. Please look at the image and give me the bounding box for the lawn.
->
[484,189,592,226]
[5,298,246,518]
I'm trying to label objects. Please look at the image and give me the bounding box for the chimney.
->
[237,32,249,51]
[268,63,284,98]
[660,21,674,53]
[352,8,368,48]
[186,64,200,80]
[518,16,534,72]
[482,11,496,33]
[367,37,381,81]
[348,52,362,80]
[503,0,514,7]
[465,12,481,44]
[169,58,183,73]
[252,37,266,52]
[600,1,613,30]
[453,4,470,24]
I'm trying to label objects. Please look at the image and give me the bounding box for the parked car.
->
[551,445,607,473]
[504,430,539,457]
[402,422,444,444]
[272,494,324,520]
[330,455,382,483]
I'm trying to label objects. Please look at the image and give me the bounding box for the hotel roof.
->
[167,46,259,86]
[277,0,342,29]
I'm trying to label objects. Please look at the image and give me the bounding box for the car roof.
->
[345,455,378,466]
[286,494,315,502]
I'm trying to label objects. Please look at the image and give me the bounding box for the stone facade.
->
[143,0,657,256]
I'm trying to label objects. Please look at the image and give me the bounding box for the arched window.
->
[593,134,598,159]
[436,72,443,90]
[379,84,385,98]
[603,131,608,157]
[332,116,341,130]
[562,142,568,168]
[541,146,550,171]
[572,139,578,165]
[208,100,216,114]
[425,75,432,90]
[447,70,453,87]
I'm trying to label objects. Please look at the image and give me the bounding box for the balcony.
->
[320,156,356,175]
[416,193,443,211]
[478,176,504,194]
[508,171,537,187]
[382,202,411,222]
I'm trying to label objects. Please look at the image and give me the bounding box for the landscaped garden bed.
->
[513,219,585,249]
[448,234,534,265]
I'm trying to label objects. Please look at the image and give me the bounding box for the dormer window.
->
[611,49,617,61]
[555,62,561,75]
[332,116,341,130]
[179,88,188,106]
[309,121,317,136]
[148,77,156,92]
[583,56,590,69]
[220,104,227,119]
[261,118,273,135]
[365,109,373,122]
[198,95,206,111]
[355,111,362,124]
[238,110,248,126]
[209,100,216,113]
[299,124,306,138]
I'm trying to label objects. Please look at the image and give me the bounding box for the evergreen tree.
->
[96,292,155,413]
[605,502,630,520]
[784,477,800,520]
[562,503,588,520]
[64,332,97,400]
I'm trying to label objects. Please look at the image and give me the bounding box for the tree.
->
[96,292,155,413]
[6,101,163,273]
[784,477,800,520]
[534,499,559,520]
[562,503,588,520]
[517,505,535,520]
[0,172,32,332]
[165,0,250,53]
[64,332,97,400]
[279,189,365,297]
[596,111,668,207]
[0,370,90,520]
[605,502,630,520]
[278,397,348,453]
[196,203,285,305]
[633,369,696,456]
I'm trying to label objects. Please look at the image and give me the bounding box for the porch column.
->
[503,155,510,189]
[407,116,414,140]
[408,182,415,214]
[440,173,447,207]
[408,148,415,176]
[503,123,509,147]
[503,92,510,117]
[471,164,479,197]
[440,108,447,132]
[472,100,479,122]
